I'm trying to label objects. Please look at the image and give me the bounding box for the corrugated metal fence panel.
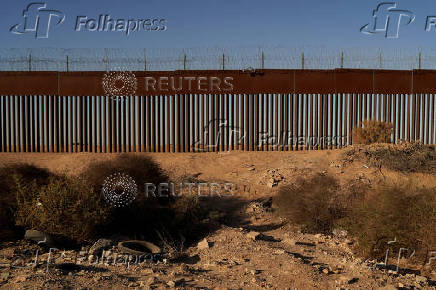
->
[0,94,435,152]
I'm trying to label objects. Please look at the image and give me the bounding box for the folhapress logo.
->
[10,2,65,39]
[361,2,415,38]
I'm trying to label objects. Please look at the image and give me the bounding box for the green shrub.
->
[15,175,111,243]
[352,120,393,145]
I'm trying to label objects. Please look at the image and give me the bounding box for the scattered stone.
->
[140,268,154,275]
[283,238,295,246]
[332,228,348,238]
[246,231,261,241]
[398,282,404,288]
[250,269,261,275]
[167,280,176,287]
[0,272,9,281]
[415,275,427,284]
[197,238,210,250]
[274,249,285,255]
[89,239,113,256]
[14,275,27,283]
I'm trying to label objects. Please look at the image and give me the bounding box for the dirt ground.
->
[0,150,435,289]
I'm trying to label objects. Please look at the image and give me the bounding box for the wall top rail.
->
[2,69,436,95]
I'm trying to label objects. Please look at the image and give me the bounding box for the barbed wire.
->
[0,46,433,71]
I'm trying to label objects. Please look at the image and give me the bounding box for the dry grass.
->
[344,142,436,174]
[4,155,207,246]
[352,120,393,145]
[342,180,436,265]
[273,173,366,233]
[0,164,52,242]
[15,175,111,243]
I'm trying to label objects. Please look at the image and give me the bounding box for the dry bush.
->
[344,142,436,174]
[273,174,366,233]
[0,164,52,242]
[352,120,393,145]
[14,175,111,243]
[81,154,168,195]
[342,181,436,264]
[80,154,206,245]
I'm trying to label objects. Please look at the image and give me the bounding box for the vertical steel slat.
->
[431,94,435,144]
[226,94,230,152]
[243,94,248,151]
[141,96,145,152]
[401,94,405,141]
[327,94,332,150]
[25,96,29,152]
[323,94,328,149]
[392,94,397,143]
[166,95,171,152]
[417,94,421,142]
[347,94,352,146]
[294,94,299,150]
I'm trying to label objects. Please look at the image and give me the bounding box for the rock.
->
[283,238,295,246]
[167,280,176,287]
[398,283,404,288]
[322,268,329,274]
[0,272,9,281]
[415,275,427,284]
[24,230,54,245]
[197,238,210,250]
[140,268,154,275]
[274,249,285,255]
[246,231,261,241]
[332,228,348,238]
[89,239,113,256]
[338,276,350,283]
[14,275,27,283]
[146,276,158,285]
[348,277,359,284]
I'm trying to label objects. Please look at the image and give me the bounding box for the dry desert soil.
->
[0,150,435,289]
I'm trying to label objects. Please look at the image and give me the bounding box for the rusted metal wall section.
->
[1,69,436,152]
[0,94,435,153]
[2,69,436,95]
